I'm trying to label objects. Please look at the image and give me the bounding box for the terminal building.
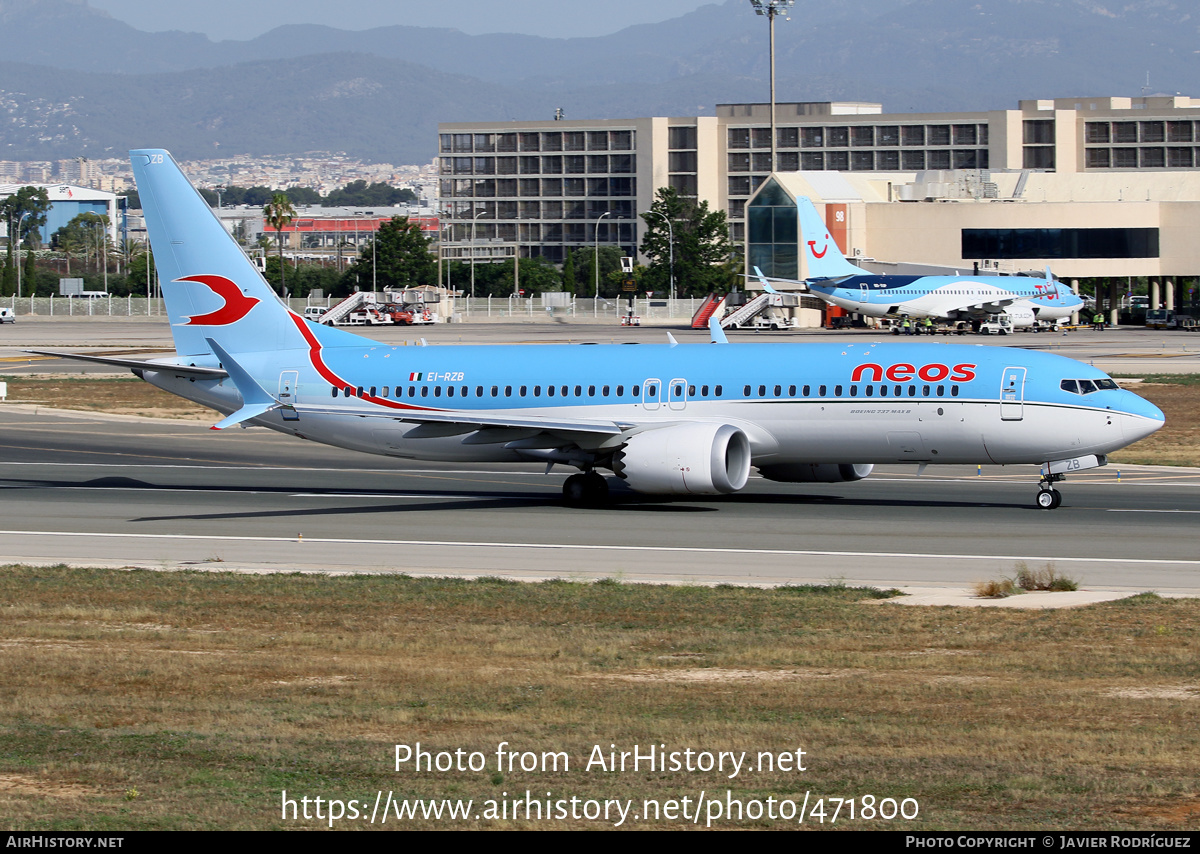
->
[439,95,1200,316]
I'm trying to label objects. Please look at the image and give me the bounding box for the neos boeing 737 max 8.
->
[777,197,1085,329]
[33,151,1163,510]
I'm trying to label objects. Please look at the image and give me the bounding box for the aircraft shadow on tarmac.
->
[0,474,1029,524]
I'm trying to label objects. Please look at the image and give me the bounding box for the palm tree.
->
[263,193,296,296]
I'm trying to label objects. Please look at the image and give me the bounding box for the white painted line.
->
[0,530,1196,567]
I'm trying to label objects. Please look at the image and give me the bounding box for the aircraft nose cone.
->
[1118,390,1165,443]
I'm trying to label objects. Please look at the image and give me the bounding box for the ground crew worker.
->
[902,317,912,335]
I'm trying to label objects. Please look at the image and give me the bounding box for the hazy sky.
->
[89,0,721,41]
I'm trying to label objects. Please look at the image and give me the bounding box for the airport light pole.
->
[594,210,613,300]
[749,0,793,172]
[643,209,674,301]
[14,212,30,298]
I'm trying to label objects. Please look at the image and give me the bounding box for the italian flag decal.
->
[409,372,423,381]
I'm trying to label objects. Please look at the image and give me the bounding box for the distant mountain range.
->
[0,0,1196,164]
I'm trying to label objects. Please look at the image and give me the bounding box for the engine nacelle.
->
[757,463,874,483]
[612,423,751,495]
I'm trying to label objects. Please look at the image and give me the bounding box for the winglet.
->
[752,266,779,295]
[708,316,729,344]
[666,331,678,347]
[205,337,281,429]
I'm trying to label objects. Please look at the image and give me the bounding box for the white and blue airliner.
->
[36,151,1163,510]
[775,197,1085,329]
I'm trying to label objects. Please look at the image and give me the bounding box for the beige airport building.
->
[439,95,1200,317]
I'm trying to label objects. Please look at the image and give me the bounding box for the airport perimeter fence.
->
[4,294,704,322]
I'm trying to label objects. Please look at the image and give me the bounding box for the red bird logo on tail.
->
[176,275,260,325]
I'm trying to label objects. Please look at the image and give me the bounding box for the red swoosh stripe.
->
[286,312,439,412]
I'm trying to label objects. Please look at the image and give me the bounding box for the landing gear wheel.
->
[563,471,610,506]
[1036,488,1062,510]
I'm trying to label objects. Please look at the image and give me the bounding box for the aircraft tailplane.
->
[130,149,366,358]
[797,197,863,281]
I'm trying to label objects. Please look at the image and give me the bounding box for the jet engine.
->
[612,423,751,495]
[756,463,874,483]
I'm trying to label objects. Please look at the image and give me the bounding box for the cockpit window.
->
[1061,377,1118,395]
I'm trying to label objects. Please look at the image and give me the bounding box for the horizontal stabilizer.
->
[204,338,280,430]
[24,349,227,378]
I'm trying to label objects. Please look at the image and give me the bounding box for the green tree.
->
[639,187,739,298]
[2,241,14,297]
[561,251,576,295]
[263,194,297,296]
[348,217,436,292]
[1,186,51,249]
[22,249,35,297]
[568,246,624,298]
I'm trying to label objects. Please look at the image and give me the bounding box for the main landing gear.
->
[1036,472,1065,510]
[562,470,610,506]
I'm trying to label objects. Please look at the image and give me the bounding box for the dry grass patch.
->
[0,567,1197,830]
[1110,374,1200,466]
[1,375,212,420]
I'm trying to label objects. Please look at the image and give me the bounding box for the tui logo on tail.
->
[176,275,261,326]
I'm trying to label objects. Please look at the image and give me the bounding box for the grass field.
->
[1,568,1197,830]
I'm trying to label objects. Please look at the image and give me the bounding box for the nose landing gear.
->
[1036,472,1066,510]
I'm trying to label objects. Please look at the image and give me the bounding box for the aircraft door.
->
[642,379,661,411]
[279,370,300,421]
[1000,366,1026,421]
[667,378,688,411]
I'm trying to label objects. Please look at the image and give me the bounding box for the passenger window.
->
[675,384,684,397]
[819,385,827,396]
[520,386,527,396]
[773,385,781,396]
[880,385,888,397]
[421,387,429,397]
[744,385,751,396]
[908,385,916,397]
[701,385,709,396]
[647,385,656,397]
[447,386,455,397]
[504,386,512,397]
[802,385,810,396]
[547,385,555,397]
[408,386,416,397]
[923,385,930,396]
[758,385,766,397]
[602,385,610,396]
[370,387,377,397]
[382,387,389,398]
[588,385,595,396]
[535,386,542,397]
[435,386,442,397]
[849,385,857,397]
[617,385,625,396]
[951,385,959,397]
[688,385,695,396]
[462,386,468,397]
[633,385,641,396]
[476,386,483,397]
[491,386,498,396]
[894,385,902,396]
[788,385,796,396]
[865,385,874,397]
[561,385,568,397]
[356,386,364,397]
[834,385,842,396]
[715,385,722,397]
[331,387,338,398]
[936,385,944,397]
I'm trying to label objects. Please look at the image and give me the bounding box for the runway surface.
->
[1,406,1198,594]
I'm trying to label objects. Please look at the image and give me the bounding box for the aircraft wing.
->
[292,403,628,437]
[24,349,228,378]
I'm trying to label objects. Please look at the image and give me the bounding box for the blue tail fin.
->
[797,197,862,281]
[131,149,368,358]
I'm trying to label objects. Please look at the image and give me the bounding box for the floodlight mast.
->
[749,0,793,173]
